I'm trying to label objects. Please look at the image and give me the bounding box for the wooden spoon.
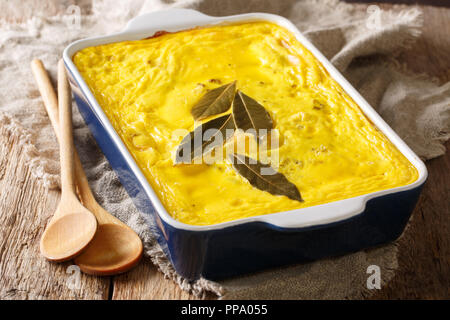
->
[39,60,98,262]
[32,59,143,275]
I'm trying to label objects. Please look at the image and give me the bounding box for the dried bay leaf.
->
[232,90,273,140]
[229,153,303,202]
[191,81,237,120]
[175,114,235,164]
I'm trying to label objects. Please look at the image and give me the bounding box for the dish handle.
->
[123,8,215,34]
[259,197,367,229]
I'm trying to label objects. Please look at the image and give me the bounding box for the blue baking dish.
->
[63,9,427,280]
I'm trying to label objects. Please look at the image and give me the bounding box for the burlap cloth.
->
[1,0,449,299]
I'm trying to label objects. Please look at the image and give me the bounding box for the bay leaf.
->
[191,81,236,120]
[175,114,235,164]
[232,90,273,140]
[229,153,303,202]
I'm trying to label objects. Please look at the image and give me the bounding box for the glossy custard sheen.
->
[73,21,418,226]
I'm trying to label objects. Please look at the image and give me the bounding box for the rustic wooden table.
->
[0,2,448,300]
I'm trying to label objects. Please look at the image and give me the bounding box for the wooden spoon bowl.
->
[74,223,143,275]
[40,204,97,261]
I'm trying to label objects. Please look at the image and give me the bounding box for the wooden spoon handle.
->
[30,60,60,130]
[31,59,96,203]
[57,59,76,196]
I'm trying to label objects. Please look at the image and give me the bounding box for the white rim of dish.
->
[63,9,428,231]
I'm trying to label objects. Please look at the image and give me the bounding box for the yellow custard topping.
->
[73,21,418,226]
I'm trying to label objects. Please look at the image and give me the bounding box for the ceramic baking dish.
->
[63,9,427,280]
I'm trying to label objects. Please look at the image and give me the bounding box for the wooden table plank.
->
[112,259,199,300]
[0,128,110,300]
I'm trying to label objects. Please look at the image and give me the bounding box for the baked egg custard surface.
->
[73,22,418,226]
